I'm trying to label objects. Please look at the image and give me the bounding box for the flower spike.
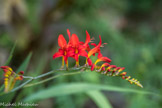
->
[0,66,24,93]
[52,29,143,88]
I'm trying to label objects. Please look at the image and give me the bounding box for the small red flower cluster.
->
[53,29,109,68]
[53,29,143,88]
[0,66,24,92]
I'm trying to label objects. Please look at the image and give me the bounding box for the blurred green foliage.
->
[0,0,162,108]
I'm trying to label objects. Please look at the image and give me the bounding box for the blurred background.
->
[0,0,162,108]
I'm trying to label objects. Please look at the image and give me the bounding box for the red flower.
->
[69,32,89,67]
[53,31,73,68]
[87,36,104,66]
[88,36,102,58]
[53,29,92,68]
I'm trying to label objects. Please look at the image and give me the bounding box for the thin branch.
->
[0,66,87,96]
[24,71,82,88]
[34,69,63,79]
[22,69,62,79]
[22,67,84,80]
[9,79,33,93]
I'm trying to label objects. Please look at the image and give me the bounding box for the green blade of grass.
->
[24,83,159,102]
[14,52,32,89]
[86,91,112,108]
[4,41,17,66]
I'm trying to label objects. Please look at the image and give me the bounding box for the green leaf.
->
[86,91,112,108]
[5,41,17,66]
[16,52,32,73]
[14,52,32,88]
[24,83,159,102]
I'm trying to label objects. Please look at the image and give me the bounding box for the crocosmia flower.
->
[87,36,102,58]
[69,33,89,67]
[86,36,104,66]
[53,29,92,68]
[0,66,24,93]
[52,29,143,88]
[53,30,73,69]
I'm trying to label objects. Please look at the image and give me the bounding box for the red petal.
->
[88,47,98,57]
[121,72,127,76]
[79,50,88,58]
[91,43,97,47]
[83,31,91,46]
[91,64,95,71]
[116,67,121,70]
[109,65,117,68]
[100,57,111,63]
[118,67,125,72]
[101,63,110,68]
[102,67,105,71]
[70,34,79,48]
[107,69,111,72]
[0,66,13,73]
[67,50,75,57]
[0,66,10,69]
[86,45,91,52]
[67,29,71,39]
[98,35,102,46]
[2,69,9,73]
[95,57,111,65]
[58,34,67,48]
[79,41,84,45]
[18,71,24,75]
[88,36,102,57]
[75,54,79,61]
[53,52,63,59]
[97,52,103,58]
[87,58,92,66]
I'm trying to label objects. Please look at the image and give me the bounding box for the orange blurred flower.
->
[0,66,24,92]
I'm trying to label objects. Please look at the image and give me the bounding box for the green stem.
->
[9,79,33,93]
[24,71,82,88]
[23,69,64,79]
[22,66,84,80]
[0,66,87,96]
